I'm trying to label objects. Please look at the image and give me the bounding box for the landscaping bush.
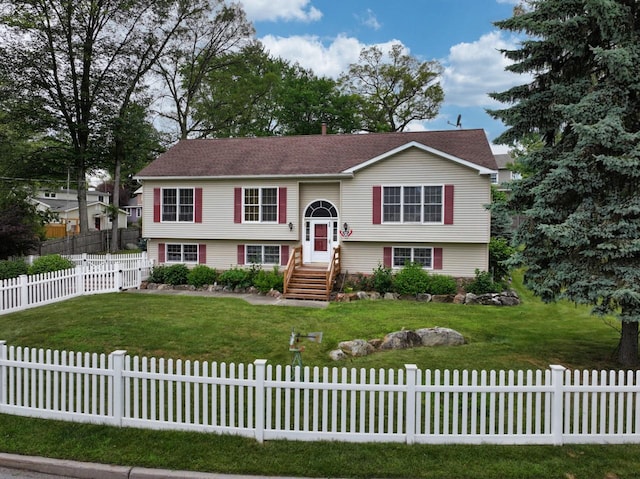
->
[427,274,457,295]
[466,269,504,295]
[253,266,283,293]
[393,262,430,296]
[164,264,189,286]
[28,255,75,275]
[218,267,253,289]
[147,265,167,284]
[489,237,515,281]
[371,263,393,294]
[187,265,217,288]
[0,259,29,280]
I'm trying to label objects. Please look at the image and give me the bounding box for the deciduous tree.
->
[339,43,444,132]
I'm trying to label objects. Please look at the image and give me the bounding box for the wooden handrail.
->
[325,246,341,298]
[283,245,302,295]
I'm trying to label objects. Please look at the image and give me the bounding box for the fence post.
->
[0,341,6,406]
[550,364,566,446]
[75,266,84,296]
[405,364,418,444]
[19,275,28,309]
[114,262,122,291]
[254,359,268,443]
[111,350,127,427]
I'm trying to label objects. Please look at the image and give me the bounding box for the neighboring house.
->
[136,130,498,293]
[124,186,144,225]
[492,153,522,192]
[33,188,128,237]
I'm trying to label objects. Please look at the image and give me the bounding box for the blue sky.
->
[238,0,526,152]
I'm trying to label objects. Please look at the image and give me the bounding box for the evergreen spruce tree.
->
[490,0,640,366]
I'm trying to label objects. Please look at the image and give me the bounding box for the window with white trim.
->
[166,243,198,263]
[383,186,443,223]
[162,188,194,222]
[246,245,280,265]
[244,187,277,222]
[393,247,433,269]
[490,173,498,184]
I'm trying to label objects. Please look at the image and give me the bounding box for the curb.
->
[0,453,307,479]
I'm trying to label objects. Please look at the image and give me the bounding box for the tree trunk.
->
[76,167,89,233]
[619,320,638,367]
[110,138,123,253]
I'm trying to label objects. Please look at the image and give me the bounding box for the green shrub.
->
[393,262,430,296]
[218,267,252,289]
[427,274,457,295]
[187,265,217,288]
[371,263,393,294]
[164,264,189,286]
[489,237,515,281]
[0,259,29,280]
[147,265,167,283]
[28,255,75,275]
[253,266,283,293]
[466,269,504,295]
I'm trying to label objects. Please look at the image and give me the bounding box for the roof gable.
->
[136,130,497,179]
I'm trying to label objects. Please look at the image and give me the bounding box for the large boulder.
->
[338,339,375,357]
[415,327,465,347]
[380,330,422,350]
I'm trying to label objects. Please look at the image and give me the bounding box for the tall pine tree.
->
[490,0,640,366]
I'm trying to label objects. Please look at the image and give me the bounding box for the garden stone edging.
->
[334,290,520,306]
[331,327,465,361]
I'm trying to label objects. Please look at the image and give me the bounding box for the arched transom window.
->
[304,200,337,218]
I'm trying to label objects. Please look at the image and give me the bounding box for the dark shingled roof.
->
[136,129,497,178]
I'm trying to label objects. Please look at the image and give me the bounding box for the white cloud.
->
[496,0,520,4]
[260,34,406,78]
[357,9,381,31]
[239,0,322,23]
[441,31,529,108]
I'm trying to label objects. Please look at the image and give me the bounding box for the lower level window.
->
[246,245,280,265]
[167,243,198,263]
[393,247,432,268]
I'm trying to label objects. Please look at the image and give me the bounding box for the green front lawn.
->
[0,272,636,478]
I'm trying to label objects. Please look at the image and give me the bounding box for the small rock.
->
[431,294,455,303]
[416,293,432,302]
[415,327,465,347]
[356,291,369,300]
[383,292,397,300]
[380,330,422,350]
[329,349,347,361]
[453,293,466,304]
[338,339,375,357]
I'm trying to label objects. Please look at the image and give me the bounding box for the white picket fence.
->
[0,253,153,315]
[1,342,639,445]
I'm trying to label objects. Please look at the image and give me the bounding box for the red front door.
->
[314,223,328,252]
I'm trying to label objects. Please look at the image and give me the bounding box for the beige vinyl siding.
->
[299,182,341,217]
[142,180,299,241]
[340,148,491,244]
[340,242,487,278]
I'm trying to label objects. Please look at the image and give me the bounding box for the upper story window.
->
[244,187,277,223]
[162,188,194,222]
[383,185,443,224]
[44,192,57,198]
[490,173,498,184]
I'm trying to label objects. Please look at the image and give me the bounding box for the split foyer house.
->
[135,129,497,299]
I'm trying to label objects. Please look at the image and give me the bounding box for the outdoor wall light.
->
[342,222,349,233]
[288,222,294,231]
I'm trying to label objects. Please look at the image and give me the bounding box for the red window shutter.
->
[281,245,289,266]
[158,243,165,263]
[373,186,382,224]
[195,188,203,223]
[153,188,161,223]
[433,247,443,270]
[198,244,206,264]
[383,246,392,268]
[444,185,454,225]
[278,187,287,224]
[234,188,242,223]
[237,244,245,265]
